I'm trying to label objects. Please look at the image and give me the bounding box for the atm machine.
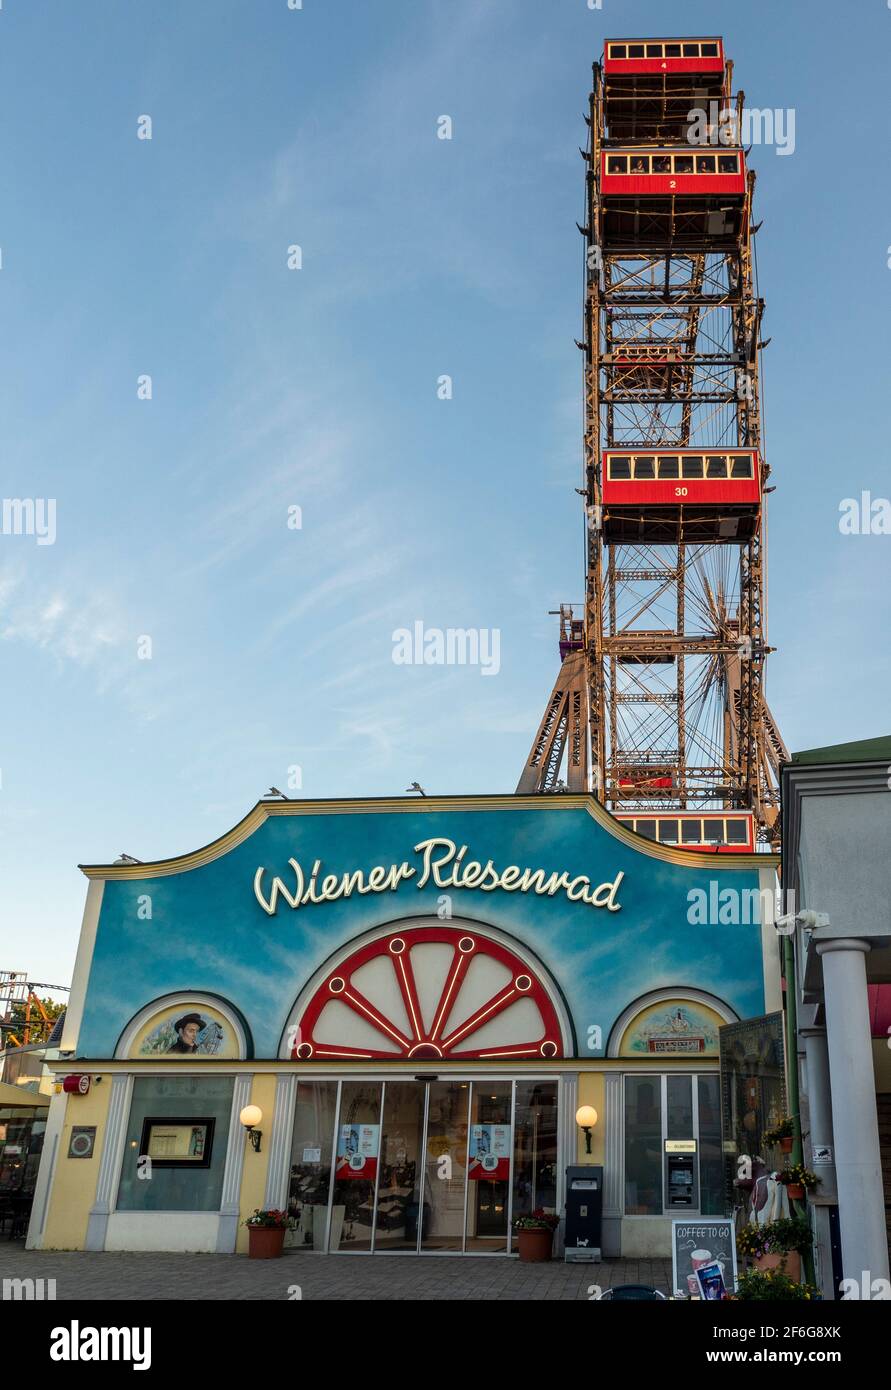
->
[564,1165,602,1262]
[665,1141,698,1210]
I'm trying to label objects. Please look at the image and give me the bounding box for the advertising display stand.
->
[564,1165,602,1262]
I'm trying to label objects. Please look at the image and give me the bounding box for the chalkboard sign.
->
[671,1218,738,1298]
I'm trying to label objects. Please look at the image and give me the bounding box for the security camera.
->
[774,909,830,934]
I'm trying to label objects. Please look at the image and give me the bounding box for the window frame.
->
[623,1072,723,1218]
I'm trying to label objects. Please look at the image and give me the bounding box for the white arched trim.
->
[115,991,251,1060]
[606,986,738,1059]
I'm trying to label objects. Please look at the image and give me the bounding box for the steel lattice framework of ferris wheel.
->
[518,39,787,845]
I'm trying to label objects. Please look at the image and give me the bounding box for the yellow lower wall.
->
[42,1084,111,1250]
[576,1073,605,1166]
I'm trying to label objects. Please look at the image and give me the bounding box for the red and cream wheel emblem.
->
[290,926,564,1061]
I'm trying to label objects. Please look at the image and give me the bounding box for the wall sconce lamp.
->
[576,1104,598,1155]
[239,1104,263,1153]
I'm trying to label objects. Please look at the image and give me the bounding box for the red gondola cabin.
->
[603,38,725,77]
[615,811,756,853]
[601,448,761,543]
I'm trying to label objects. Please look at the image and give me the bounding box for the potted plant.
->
[777,1165,819,1202]
[737,1217,811,1282]
[244,1208,293,1259]
[515,1208,559,1262]
[762,1117,795,1154]
[735,1268,817,1301]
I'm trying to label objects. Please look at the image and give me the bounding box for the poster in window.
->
[468,1124,511,1180]
[335,1123,379,1180]
[140,1117,215,1168]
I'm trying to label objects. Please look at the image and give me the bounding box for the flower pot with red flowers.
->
[762,1118,795,1154]
[244,1209,293,1258]
[515,1209,559,1262]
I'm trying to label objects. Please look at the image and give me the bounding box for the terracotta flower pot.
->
[754,1251,801,1280]
[780,1136,794,1154]
[786,1183,805,1201]
[248,1225,286,1259]
[517,1226,554,1262]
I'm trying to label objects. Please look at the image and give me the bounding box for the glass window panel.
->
[629,155,649,174]
[635,819,657,841]
[701,42,719,57]
[682,456,703,478]
[697,1076,725,1214]
[681,819,702,843]
[667,1075,694,1139]
[674,155,694,174]
[511,1081,558,1252]
[628,44,645,58]
[696,155,717,174]
[634,456,655,479]
[287,1081,337,1251]
[116,1075,234,1212]
[608,156,627,174]
[658,456,679,478]
[718,154,738,173]
[665,43,682,57]
[646,44,662,57]
[609,456,632,479]
[370,1080,423,1252]
[683,43,699,56]
[330,1081,382,1252]
[624,1077,662,1215]
[652,156,671,173]
[730,456,753,478]
[610,45,627,59]
[422,1082,470,1251]
[706,456,728,478]
[466,1083,512,1251]
[703,819,724,843]
[725,818,749,844]
[657,818,679,843]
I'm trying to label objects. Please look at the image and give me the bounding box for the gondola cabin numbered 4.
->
[603,37,725,76]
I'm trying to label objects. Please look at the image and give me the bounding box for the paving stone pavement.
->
[0,1241,673,1300]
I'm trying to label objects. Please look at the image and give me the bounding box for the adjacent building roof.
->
[791,734,891,767]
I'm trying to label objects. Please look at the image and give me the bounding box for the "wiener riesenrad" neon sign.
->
[254,836,625,917]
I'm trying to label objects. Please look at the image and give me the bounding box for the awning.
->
[0,1081,50,1108]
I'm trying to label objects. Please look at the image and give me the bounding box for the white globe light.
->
[240,1104,263,1129]
[576,1105,598,1128]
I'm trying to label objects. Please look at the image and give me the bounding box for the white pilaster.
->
[263,1073,297,1211]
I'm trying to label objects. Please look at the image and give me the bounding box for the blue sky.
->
[2,0,890,987]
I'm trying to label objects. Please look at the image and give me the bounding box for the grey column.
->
[816,939,890,1283]
[86,1074,132,1251]
[217,1074,254,1253]
[601,1073,623,1257]
[800,1027,836,1198]
[263,1074,297,1211]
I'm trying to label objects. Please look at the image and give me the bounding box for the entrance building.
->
[28,794,780,1257]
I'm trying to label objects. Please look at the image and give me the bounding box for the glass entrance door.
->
[287,1077,559,1254]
